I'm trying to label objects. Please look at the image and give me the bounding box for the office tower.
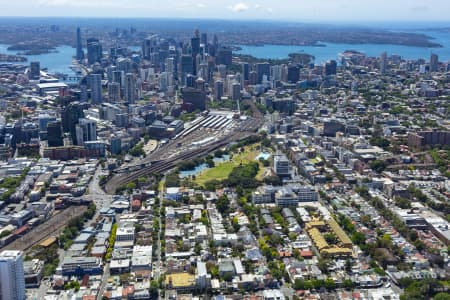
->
[142,35,158,59]
[62,102,84,144]
[80,84,88,102]
[191,31,201,75]
[165,57,175,74]
[76,27,84,61]
[231,82,241,100]
[241,62,250,82]
[38,114,56,133]
[201,33,208,47]
[90,73,102,104]
[186,74,197,88]
[29,61,40,80]
[216,47,232,66]
[380,52,387,75]
[271,65,283,82]
[159,72,170,92]
[195,77,205,91]
[182,88,207,112]
[214,80,224,101]
[0,250,25,300]
[249,71,258,85]
[116,57,132,74]
[324,60,337,76]
[106,65,117,82]
[430,53,439,72]
[256,62,270,84]
[86,38,102,65]
[213,34,219,50]
[180,55,194,83]
[124,73,136,104]
[47,121,63,147]
[76,118,97,146]
[108,82,120,103]
[217,64,227,78]
[287,64,300,83]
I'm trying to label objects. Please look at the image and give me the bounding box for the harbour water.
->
[1,30,449,75]
[236,31,450,64]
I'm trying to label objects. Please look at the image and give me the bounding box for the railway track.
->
[105,130,258,194]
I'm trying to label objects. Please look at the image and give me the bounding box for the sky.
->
[0,0,450,22]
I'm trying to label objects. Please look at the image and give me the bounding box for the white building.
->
[0,250,25,300]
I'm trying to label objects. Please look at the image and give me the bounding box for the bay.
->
[236,31,450,64]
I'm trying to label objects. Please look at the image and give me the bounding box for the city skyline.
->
[1,0,450,22]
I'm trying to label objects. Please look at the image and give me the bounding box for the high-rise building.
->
[90,73,102,104]
[241,62,250,83]
[430,53,439,72]
[76,118,97,146]
[0,250,25,300]
[47,121,63,147]
[380,52,387,75]
[142,35,158,59]
[214,80,224,101]
[324,60,337,76]
[108,82,121,103]
[29,61,40,80]
[231,82,241,100]
[76,27,84,61]
[256,62,270,84]
[87,38,102,65]
[287,64,300,83]
[216,47,232,66]
[180,55,194,83]
[124,73,136,104]
[182,88,206,112]
[61,102,84,144]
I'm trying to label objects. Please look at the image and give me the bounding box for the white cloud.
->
[228,2,249,12]
[266,7,273,13]
[196,3,206,8]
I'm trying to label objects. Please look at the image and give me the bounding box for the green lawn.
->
[195,144,267,186]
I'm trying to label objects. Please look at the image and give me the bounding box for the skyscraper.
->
[216,47,232,66]
[76,118,97,146]
[90,73,102,104]
[324,60,337,76]
[124,73,136,104]
[0,250,25,300]
[231,82,241,100]
[108,82,121,103]
[430,53,439,72]
[61,102,84,144]
[241,62,250,83]
[287,64,300,83]
[76,27,84,61]
[47,121,63,147]
[29,61,40,80]
[87,38,102,65]
[191,31,201,75]
[256,62,271,84]
[380,52,387,75]
[214,80,224,101]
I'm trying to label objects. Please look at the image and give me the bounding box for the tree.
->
[370,159,387,173]
[342,279,355,290]
[216,195,230,214]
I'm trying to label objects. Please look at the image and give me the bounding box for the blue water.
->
[179,163,209,178]
[237,31,450,64]
[256,152,271,160]
[1,30,449,74]
[0,44,141,75]
[0,44,78,75]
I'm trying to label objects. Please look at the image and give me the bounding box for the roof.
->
[39,237,57,248]
[165,272,196,287]
[36,82,68,89]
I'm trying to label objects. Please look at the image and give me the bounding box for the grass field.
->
[195,144,267,186]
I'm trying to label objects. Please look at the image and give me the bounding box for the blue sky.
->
[1,0,449,22]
